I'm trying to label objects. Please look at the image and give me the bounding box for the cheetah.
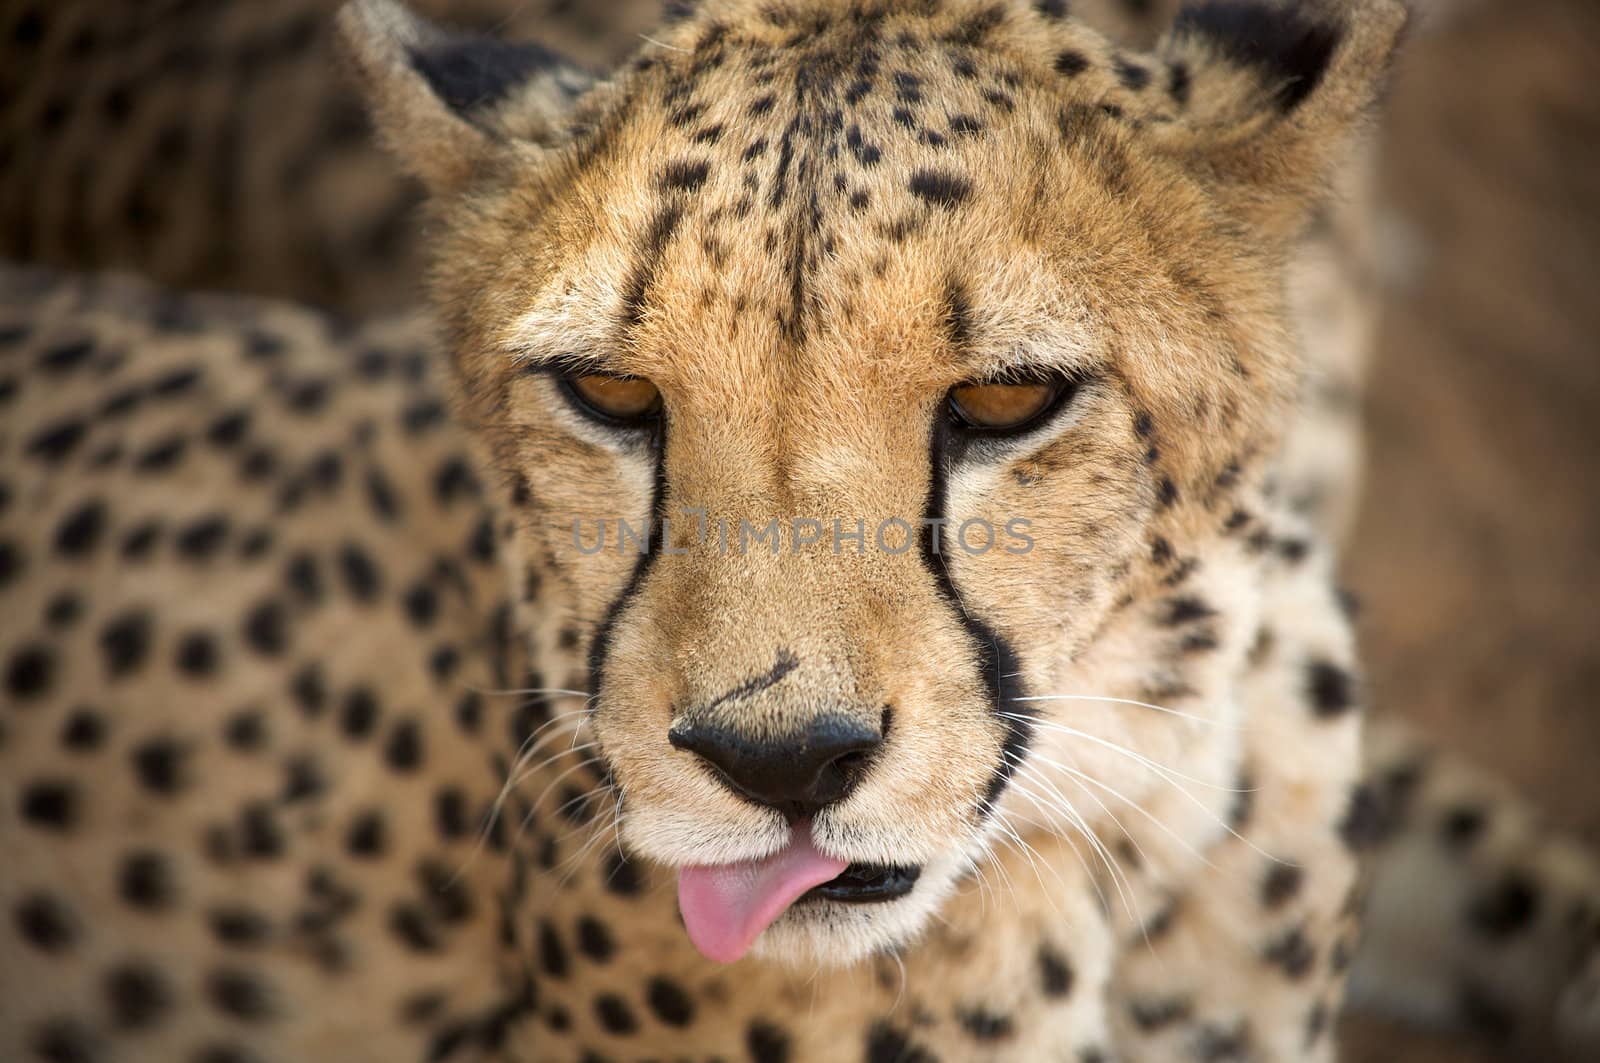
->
[1,1,1598,1061]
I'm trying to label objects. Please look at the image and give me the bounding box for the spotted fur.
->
[2,0,1599,1061]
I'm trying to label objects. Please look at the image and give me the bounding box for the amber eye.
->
[947,379,1071,432]
[561,373,662,424]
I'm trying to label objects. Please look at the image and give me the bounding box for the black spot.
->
[338,543,382,602]
[105,961,173,1029]
[26,418,87,462]
[1038,944,1074,997]
[1157,476,1179,507]
[239,802,285,859]
[7,643,55,699]
[1304,1001,1329,1047]
[383,718,423,773]
[119,850,177,910]
[538,919,569,977]
[866,1023,936,1063]
[15,893,78,952]
[150,366,202,397]
[282,754,325,802]
[0,539,21,588]
[646,977,695,1026]
[1229,766,1256,830]
[38,338,95,374]
[131,737,188,795]
[284,552,323,604]
[892,70,924,103]
[346,810,387,858]
[61,709,106,752]
[603,852,643,896]
[1467,872,1542,939]
[400,398,447,436]
[1305,660,1356,717]
[389,902,441,952]
[238,527,273,561]
[134,434,189,473]
[575,915,614,962]
[748,1021,791,1063]
[595,993,638,1034]
[1262,926,1316,978]
[907,169,971,209]
[1260,862,1303,908]
[1129,996,1192,1031]
[340,686,380,739]
[435,787,470,841]
[223,711,267,752]
[100,386,143,418]
[31,1018,101,1063]
[958,1008,1014,1041]
[1054,50,1089,77]
[1440,805,1487,849]
[44,592,82,629]
[120,520,163,559]
[1114,56,1151,90]
[54,499,107,557]
[657,159,712,192]
[193,1045,262,1063]
[175,631,221,677]
[176,515,230,560]
[1194,1021,1252,1061]
[1338,782,1390,850]
[363,468,402,523]
[210,907,272,947]
[282,377,330,415]
[446,691,480,740]
[21,779,76,831]
[208,966,277,1021]
[290,664,327,717]
[1172,2,1343,112]
[403,582,438,628]
[100,611,152,677]
[242,599,289,656]
[206,409,252,448]
[1162,596,1216,626]
[429,644,461,682]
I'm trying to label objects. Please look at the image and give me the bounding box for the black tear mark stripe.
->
[921,416,1032,813]
[584,416,670,706]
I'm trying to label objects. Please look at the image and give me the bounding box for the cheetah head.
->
[342,0,1405,967]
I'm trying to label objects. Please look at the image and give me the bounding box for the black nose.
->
[669,713,883,818]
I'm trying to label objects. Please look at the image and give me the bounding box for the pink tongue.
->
[676,824,850,964]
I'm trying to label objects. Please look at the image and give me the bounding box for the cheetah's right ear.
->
[337,0,592,195]
[1151,0,1409,241]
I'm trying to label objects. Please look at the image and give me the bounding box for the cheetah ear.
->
[1152,0,1409,240]
[337,0,592,194]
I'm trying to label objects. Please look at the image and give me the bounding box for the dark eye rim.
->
[553,371,664,430]
[945,372,1086,437]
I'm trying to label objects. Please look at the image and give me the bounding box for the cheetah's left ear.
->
[337,0,592,195]
[1152,0,1409,240]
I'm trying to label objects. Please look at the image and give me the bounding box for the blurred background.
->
[3,0,1597,1058]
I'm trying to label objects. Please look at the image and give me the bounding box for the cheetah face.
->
[345,0,1404,966]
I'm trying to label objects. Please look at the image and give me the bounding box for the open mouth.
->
[800,862,922,903]
[675,823,922,963]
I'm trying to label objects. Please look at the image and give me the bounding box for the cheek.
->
[506,428,658,626]
[943,428,1150,671]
